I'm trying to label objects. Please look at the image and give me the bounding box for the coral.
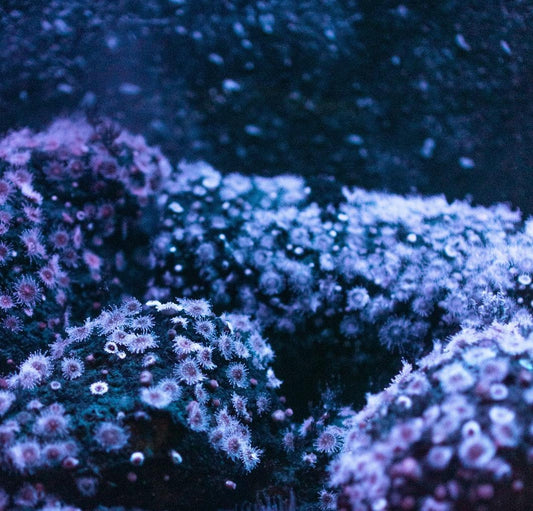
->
[151,162,532,351]
[148,161,533,410]
[1,118,533,510]
[0,297,289,509]
[0,117,170,362]
[330,316,533,510]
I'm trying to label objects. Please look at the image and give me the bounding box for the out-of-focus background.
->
[1,0,531,212]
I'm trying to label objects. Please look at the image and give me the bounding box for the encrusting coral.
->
[0,297,291,509]
[148,160,533,411]
[0,117,170,362]
[0,118,532,510]
[151,161,532,352]
[330,315,533,511]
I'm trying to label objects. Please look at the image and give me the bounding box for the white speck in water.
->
[459,156,475,169]
[420,138,436,159]
[119,83,141,96]
[500,40,512,55]
[455,33,471,52]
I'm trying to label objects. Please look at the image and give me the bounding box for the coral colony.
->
[0,119,532,511]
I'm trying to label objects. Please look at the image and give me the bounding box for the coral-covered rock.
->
[0,297,288,509]
[149,161,533,409]
[152,162,532,352]
[330,316,533,510]
[0,118,170,361]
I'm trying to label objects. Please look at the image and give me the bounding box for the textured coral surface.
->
[0,119,532,510]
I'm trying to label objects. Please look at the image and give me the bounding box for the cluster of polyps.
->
[330,316,533,510]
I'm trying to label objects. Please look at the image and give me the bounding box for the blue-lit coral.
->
[150,161,532,360]
[1,119,533,510]
[0,118,170,358]
[0,296,290,508]
[330,316,533,510]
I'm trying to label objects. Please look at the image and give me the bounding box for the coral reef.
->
[149,160,532,407]
[0,117,532,510]
[152,161,532,344]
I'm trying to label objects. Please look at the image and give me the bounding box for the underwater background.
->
[1,0,532,212]
[0,1,532,510]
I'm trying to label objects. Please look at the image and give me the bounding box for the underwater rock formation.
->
[149,160,533,409]
[0,118,532,510]
[0,297,290,510]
